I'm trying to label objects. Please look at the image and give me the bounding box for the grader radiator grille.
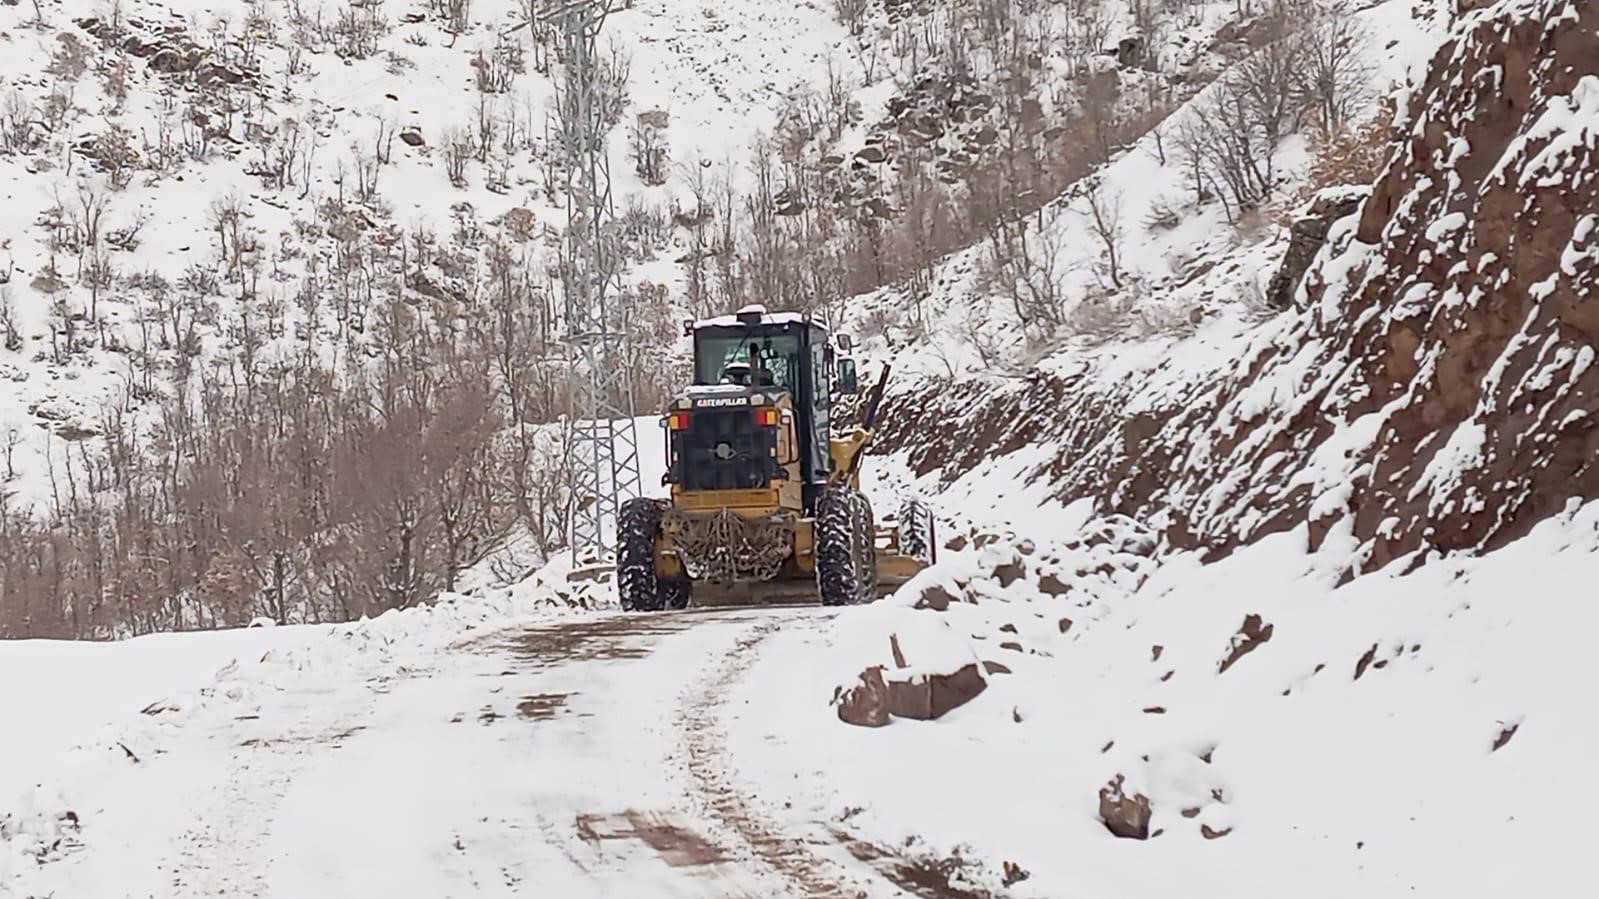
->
[671,408,777,492]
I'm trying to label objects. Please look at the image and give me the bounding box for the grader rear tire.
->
[899,500,936,564]
[617,499,689,612]
[817,487,874,606]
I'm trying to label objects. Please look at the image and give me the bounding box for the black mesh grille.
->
[673,408,777,491]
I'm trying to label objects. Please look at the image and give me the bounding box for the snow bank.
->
[730,499,1599,897]
[0,559,607,895]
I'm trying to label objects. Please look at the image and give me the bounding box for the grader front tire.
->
[817,487,875,606]
[617,499,689,612]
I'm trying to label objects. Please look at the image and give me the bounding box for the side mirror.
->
[836,333,854,351]
[835,357,860,394]
[681,318,695,336]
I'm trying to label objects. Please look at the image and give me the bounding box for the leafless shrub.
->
[1143,195,1184,232]
[333,3,387,59]
[979,218,1068,330]
[107,208,148,252]
[90,126,141,190]
[0,285,20,351]
[834,0,870,35]
[1180,8,1375,220]
[352,150,380,205]
[446,0,473,38]
[629,109,669,186]
[595,39,631,128]
[442,126,473,187]
[1,91,39,154]
[473,39,521,94]
[47,33,90,80]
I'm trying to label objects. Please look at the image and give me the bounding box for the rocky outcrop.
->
[76,16,255,88]
[1266,186,1368,310]
[881,0,1599,575]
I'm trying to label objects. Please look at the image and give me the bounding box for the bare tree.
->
[1296,14,1373,133]
[1083,182,1125,288]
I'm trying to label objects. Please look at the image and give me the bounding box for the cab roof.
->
[691,304,824,330]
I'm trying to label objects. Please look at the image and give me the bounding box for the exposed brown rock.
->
[1098,775,1151,840]
[1037,573,1072,596]
[1492,721,1520,751]
[1266,187,1368,310]
[1201,824,1232,839]
[982,660,1012,675]
[873,0,1599,580]
[1354,643,1379,681]
[836,666,891,727]
[1217,614,1274,673]
[914,584,957,611]
[885,664,987,720]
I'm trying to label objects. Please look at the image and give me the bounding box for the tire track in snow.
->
[164,682,386,898]
[677,612,874,899]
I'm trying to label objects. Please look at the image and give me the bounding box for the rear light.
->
[755,407,780,427]
[666,411,690,430]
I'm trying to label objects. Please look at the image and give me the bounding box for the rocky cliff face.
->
[881,0,1599,574]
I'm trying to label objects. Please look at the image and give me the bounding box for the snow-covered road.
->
[131,608,977,899]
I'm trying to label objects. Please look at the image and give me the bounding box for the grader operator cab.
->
[616,305,935,610]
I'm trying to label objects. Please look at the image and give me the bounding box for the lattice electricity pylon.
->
[538,0,642,563]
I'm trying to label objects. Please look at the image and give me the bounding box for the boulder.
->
[884,663,986,720]
[914,583,957,611]
[854,144,888,164]
[836,666,890,727]
[1098,775,1151,839]
[400,128,425,147]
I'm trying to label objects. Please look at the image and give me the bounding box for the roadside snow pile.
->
[832,518,1158,726]
[0,789,81,883]
[0,559,604,894]
[731,499,1599,898]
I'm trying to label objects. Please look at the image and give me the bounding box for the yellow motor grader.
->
[615,305,935,610]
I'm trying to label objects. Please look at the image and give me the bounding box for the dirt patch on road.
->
[504,614,696,667]
[576,810,728,867]
[836,834,1000,899]
[517,692,571,719]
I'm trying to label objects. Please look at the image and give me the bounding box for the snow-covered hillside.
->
[777,0,1599,893]
[0,0,855,505]
[4,0,1597,896]
[876,0,1598,571]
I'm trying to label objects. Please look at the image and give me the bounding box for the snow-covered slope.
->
[733,494,1599,898]
[745,1,1599,893]
[0,0,855,508]
[878,0,1598,572]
